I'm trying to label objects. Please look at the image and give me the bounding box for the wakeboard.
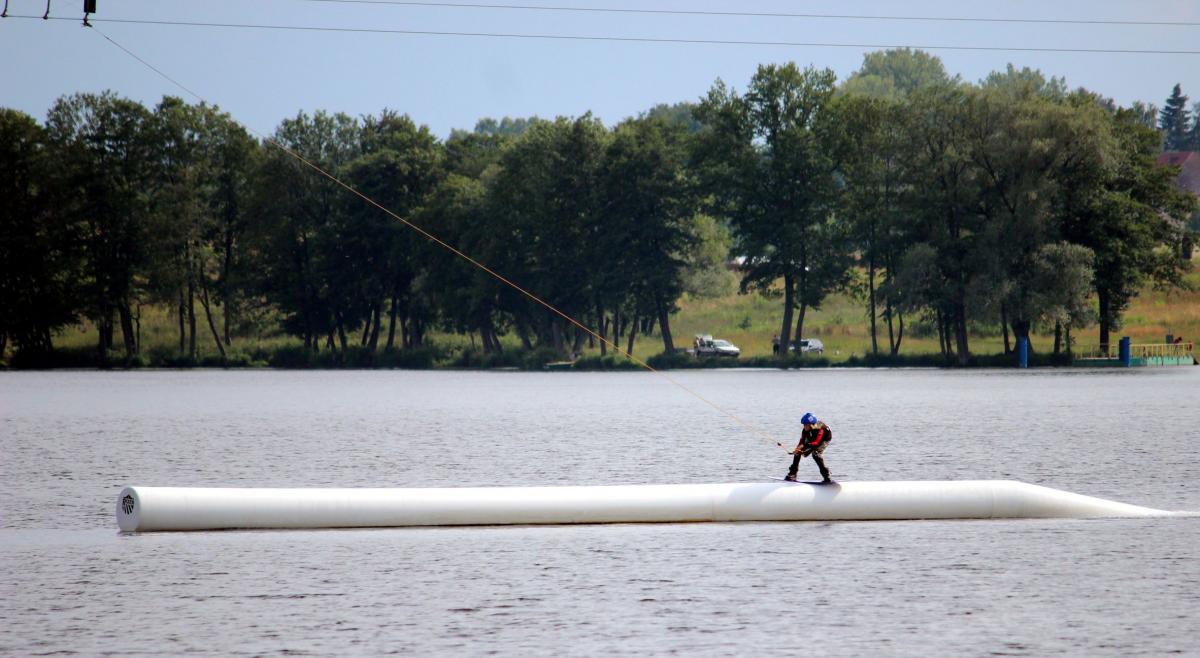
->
[770,476,837,485]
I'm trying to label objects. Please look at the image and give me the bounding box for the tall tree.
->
[486,115,609,352]
[1159,84,1192,151]
[1061,107,1196,348]
[142,99,258,361]
[421,172,509,353]
[599,116,697,355]
[1022,242,1096,355]
[0,109,82,356]
[44,92,156,361]
[830,94,908,354]
[342,110,445,350]
[427,130,513,352]
[965,85,1111,350]
[247,110,362,352]
[894,83,983,363]
[695,63,848,353]
[203,108,258,348]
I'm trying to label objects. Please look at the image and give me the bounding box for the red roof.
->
[1157,151,1200,195]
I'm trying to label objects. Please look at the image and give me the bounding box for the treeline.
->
[1,50,1196,366]
[0,94,719,364]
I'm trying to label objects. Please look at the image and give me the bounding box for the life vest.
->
[803,423,831,447]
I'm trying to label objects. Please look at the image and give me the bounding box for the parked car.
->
[693,334,741,358]
[790,338,825,354]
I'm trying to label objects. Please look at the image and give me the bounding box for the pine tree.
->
[1158,84,1191,151]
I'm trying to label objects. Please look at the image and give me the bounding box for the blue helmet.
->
[801,412,818,425]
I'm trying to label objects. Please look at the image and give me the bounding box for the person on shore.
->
[779,412,832,483]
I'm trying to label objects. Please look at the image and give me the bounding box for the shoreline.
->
[6,353,1193,372]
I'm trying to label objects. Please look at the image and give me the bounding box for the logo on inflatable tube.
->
[121,494,135,515]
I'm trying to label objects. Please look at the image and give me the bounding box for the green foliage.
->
[980,64,1067,99]
[839,48,953,99]
[143,344,196,367]
[3,64,1194,371]
[9,345,100,369]
[1128,101,1159,130]
[449,348,522,369]
[267,345,314,368]
[843,352,950,367]
[570,354,641,370]
[645,351,693,369]
[443,130,508,179]
[1061,105,1196,346]
[1023,242,1097,333]
[681,214,738,298]
[264,344,441,369]
[641,102,703,133]
[472,116,541,138]
[376,346,441,369]
[519,347,567,370]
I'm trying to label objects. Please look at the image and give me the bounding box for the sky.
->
[2,0,1199,139]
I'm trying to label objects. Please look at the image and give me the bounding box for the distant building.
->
[1158,151,1200,194]
[1157,151,1200,259]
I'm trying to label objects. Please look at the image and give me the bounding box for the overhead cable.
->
[79,21,791,452]
[5,14,1199,55]
[295,0,1200,29]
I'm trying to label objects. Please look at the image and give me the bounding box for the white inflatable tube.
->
[115,481,1174,532]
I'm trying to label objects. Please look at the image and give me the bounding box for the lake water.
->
[2,368,1198,656]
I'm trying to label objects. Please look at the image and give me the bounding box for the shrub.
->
[339,346,379,368]
[572,354,641,370]
[10,346,99,369]
[449,348,522,369]
[646,351,695,369]
[843,352,949,368]
[267,345,314,368]
[9,345,164,369]
[142,344,197,367]
[376,346,440,369]
[219,351,259,368]
[519,346,567,370]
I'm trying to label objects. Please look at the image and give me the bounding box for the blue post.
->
[1017,337,1029,368]
[1119,336,1131,367]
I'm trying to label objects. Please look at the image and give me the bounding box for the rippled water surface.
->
[2,368,1199,656]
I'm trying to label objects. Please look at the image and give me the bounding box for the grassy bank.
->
[668,260,1200,362]
[7,262,1197,369]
